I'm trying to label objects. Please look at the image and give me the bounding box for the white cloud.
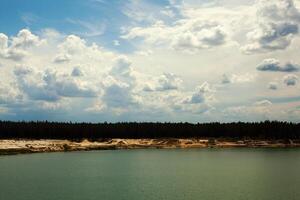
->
[143,72,183,92]
[0,33,8,50]
[14,66,60,102]
[53,54,71,63]
[122,19,226,52]
[58,35,87,55]
[257,58,299,72]
[122,0,300,54]
[254,99,272,106]
[13,64,99,102]
[43,69,98,98]
[109,56,135,85]
[1,0,300,124]
[283,74,298,85]
[0,83,22,104]
[242,0,300,53]
[0,29,44,61]
[11,29,43,49]
[221,73,255,84]
[102,79,138,108]
[122,0,300,56]
[268,82,278,90]
[100,56,140,110]
[184,82,213,104]
[71,66,84,77]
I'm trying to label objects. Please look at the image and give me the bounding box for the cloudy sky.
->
[0,0,300,122]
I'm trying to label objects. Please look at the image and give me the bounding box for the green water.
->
[0,149,300,200]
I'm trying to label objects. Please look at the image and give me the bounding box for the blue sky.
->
[1,0,130,51]
[0,0,300,122]
[0,0,173,52]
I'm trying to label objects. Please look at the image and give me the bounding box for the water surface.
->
[0,149,299,200]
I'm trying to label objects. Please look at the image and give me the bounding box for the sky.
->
[0,0,300,122]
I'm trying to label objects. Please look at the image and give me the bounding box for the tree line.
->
[0,120,299,140]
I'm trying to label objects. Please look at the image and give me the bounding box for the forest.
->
[0,121,299,140]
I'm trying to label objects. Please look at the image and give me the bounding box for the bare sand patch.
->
[0,139,299,155]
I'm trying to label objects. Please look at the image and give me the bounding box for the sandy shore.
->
[0,138,299,155]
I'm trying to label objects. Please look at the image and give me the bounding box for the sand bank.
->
[0,139,299,155]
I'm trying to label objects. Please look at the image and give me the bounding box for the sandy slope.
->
[0,139,299,155]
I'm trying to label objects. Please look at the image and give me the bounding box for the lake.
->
[0,149,299,200]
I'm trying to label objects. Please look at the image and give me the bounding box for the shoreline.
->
[1,139,300,155]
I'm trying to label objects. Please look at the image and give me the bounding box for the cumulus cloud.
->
[1,18,297,122]
[0,30,147,117]
[0,29,44,61]
[52,34,109,64]
[283,74,298,85]
[257,58,299,72]
[157,73,182,91]
[144,73,183,92]
[102,79,137,108]
[2,0,300,122]
[268,82,278,90]
[172,21,226,51]
[14,66,59,101]
[0,28,227,120]
[122,19,226,52]
[44,70,98,98]
[100,56,140,110]
[14,65,98,101]
[165,82,215,115]
[71,66,83,77]
[220,73,255,84]
[0,33,8,50]
[122,0,300,55]
[58,35,87,55]
[53,54,71,63]
[109,56,135,84]
[242,0,300,53]
[184,82,213,104]
[0,84,22,104]
[11,29,42,48]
